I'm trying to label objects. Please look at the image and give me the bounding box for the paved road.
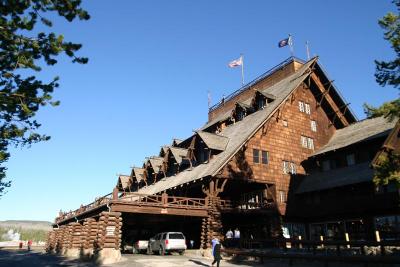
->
[0,249,259,267]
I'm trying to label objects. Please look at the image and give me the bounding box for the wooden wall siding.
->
[220,83,337,215]
[208,62,296,121]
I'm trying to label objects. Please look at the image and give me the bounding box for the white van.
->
[148,232,186,255]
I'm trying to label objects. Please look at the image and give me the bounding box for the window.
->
[253,149,260,164]
[283,161,289,174]
[346,154,355,166]
[257,97,266,110]
[283,161,296,174]
[322,160,330,171]
[278,190,286,203]
[301,136,314,149]
[298,101,305,112]
[305,103,311,114]
[307,138,314,150]
[262,151,269,164]
[301,136,308,148]
[311,120,317,132]
[282,120,288,127]
[290,162,297,174]
[236,110,244,121]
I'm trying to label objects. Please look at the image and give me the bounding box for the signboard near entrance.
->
[106,226,115,236]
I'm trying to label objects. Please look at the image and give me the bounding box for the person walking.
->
[27,240,32,251]
[211,237,222,267]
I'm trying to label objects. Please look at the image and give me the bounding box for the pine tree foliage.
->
[0,0,90,196]
[366,1,400,188]
[365,0,400,120]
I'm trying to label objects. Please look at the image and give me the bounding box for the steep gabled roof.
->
[148,157,164,173]
[117,174,131,190]
[136,58,316,195]
[197,131,229,151]
[131,168,145,182]
[372,119,400,166]
[312,116,396,157]
[296,162,373,194]
[169,147,188,164]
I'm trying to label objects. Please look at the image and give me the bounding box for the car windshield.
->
[169,233,184,239]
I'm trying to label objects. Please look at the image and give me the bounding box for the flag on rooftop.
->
[278,36,292,48]
[228,56,243,68]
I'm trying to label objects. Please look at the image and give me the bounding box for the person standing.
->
[27,240,32,251]
[225,229,233,247]
[234,228,240,248]
[211,237,222,267]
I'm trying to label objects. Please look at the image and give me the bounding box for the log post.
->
[65,222,83,257]
[55,225,66,254]
[200,179,227,250]
[95,211,122,264]
[82,218,98,258]
[45,229,57,253]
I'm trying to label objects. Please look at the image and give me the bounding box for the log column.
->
[65,222,84,257]
[55,225,66,254]
[45,229,57,253]
[95,211,122,264]
[82,218,98,257]
[200,179,226,249]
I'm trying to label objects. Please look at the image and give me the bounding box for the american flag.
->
[228,56,243,68]
[278,36,292,48]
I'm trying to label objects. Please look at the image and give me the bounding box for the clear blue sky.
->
[1,1,398,222]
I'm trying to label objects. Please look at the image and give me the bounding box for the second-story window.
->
[290,162,297,174]
[301,136,308,148]
[307,138,314,150]
[301,136,314,150]
[311,120,317,132]
[253,149,260,163]
[262,151,269,164]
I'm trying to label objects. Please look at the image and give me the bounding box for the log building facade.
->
[47,57,400,260]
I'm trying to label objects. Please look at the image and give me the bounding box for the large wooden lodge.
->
[46,56,400,259]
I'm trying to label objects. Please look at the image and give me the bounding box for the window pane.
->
[305,103,311,114]
[311,120,317,132]
[301,136,307,148]
[346,154,355,166]
[253,149,259,163]
[283,161,289,174]
[262,151,269,164]
[307,138,314,150]
[322,160,330,171]
[299,101,304,112]
[290,162,296,174]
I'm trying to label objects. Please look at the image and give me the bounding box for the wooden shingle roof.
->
[136,58,317,195]
[296,162,373,194]
[312,116,396,157]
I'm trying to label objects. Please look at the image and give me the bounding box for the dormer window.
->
[236,109,245,121]
[257,97,266,110]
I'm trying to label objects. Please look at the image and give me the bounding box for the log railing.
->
[55,192,113,224]
[119,192,207,209]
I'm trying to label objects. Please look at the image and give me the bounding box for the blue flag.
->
[278,36,292,48]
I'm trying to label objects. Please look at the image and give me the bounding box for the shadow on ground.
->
[0,248,99,267]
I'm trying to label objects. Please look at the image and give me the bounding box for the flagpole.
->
[241,54,244,86]
[306,41,310,60]
[289,34,294,57]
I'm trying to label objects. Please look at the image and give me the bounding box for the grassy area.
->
[0,226,48,242]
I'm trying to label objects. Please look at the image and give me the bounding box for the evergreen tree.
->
[366,0,400,188]
[0,0,90,196]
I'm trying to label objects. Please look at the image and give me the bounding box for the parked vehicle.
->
[148,232,186,255]
[133,240,149,254]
